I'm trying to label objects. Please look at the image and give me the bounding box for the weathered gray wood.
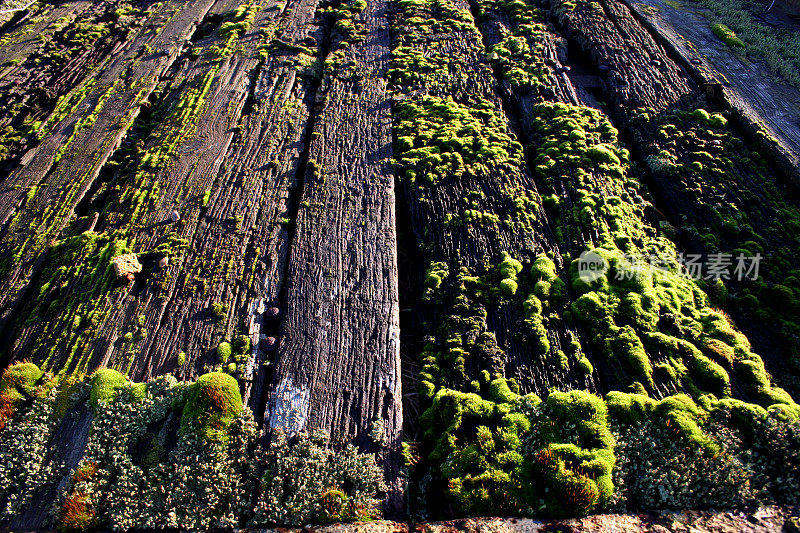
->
[87,0,282,380]
[105,0,325,407]
[266,0,404,512]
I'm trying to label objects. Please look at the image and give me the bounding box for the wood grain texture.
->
[266,0,404,511]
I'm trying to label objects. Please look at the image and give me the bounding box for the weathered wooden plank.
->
[0,0,209,231]
[543,0,694,114]
[0,1,68,62]
[266,0,404,512]
[538,0,800,393]
[0,0,220,362]
[81,0,278,378]
[0,2,80,67]
[389,0,599,397]
[622,0,800,180]
[0,2,162,170]
[95,0,323,404]
[0,0,284,375]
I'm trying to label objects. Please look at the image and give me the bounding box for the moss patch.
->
[180,372,242,443]
[0,362,44,403]
[394,96,523,186]
[89,368,128,411]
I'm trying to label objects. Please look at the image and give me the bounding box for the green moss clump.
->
[418,383,617,518]
[571,291,610,326]
[424,262,448,290]
[710,23,744,47]
[532,443,614,516]
[692,353,730,395]
[586,144,621,166]
[89,368,128,411]
[500,278,518,296]
[606,390,652,424]
[709,113,727,128]
[211,302,229,323]
[232,335,251,357]
[217,341,232,363]
[526,390,616,516]
[219,3,260,41]
[606,326,654,387]
[607,392,720,455]
[65,21,110,47]
[577,356,593,374]
[497,252,524,297]
[691,108,711,121]
[655,395,719,454]
[419,384,535,515]
[499,253,523,279]
[523,292,550,354]
[394,96,523,186]
[531,254,557,281]
[0,362,44,403]
[487,377,519,403]
[180,372,243,443]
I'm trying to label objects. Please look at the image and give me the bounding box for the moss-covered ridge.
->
[394,96,523,186]
[415,249,583,401]
[526,101,798,410]
[634,107,800,390]
[179,371,243,443]
[475,0,553,93]
[388,0,482,94]
[418,377,616,517]
[404,91,800,520]
[419,377,535,515]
